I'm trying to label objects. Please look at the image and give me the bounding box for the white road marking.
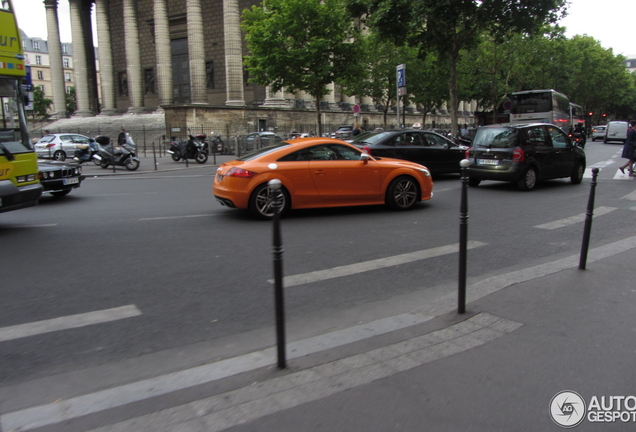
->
[533,206,618,230]
[0,305,142,343]
[139,214,216,221]
[275,241,488,287]
[3,224,58,228]
[622,190,636,201]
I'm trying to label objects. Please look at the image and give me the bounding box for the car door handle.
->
[313,170,326,175]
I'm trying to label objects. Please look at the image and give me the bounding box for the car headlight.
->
[417,167,431,177]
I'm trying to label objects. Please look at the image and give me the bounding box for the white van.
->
[604,121,628,143]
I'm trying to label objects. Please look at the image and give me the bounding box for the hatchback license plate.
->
[477,159,499,166]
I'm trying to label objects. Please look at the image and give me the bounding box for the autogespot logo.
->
[550,391,586,428]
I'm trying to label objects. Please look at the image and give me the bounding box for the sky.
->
[11,0,636,57]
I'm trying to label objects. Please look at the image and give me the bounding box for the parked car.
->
[604,121,629,143]
[465,123,586,191]
[350,129,469,175]
[37,161,85,196]
[34,133,91,161]
[213,137,433,218]
[244,132,283,151]
[591,125,607,141]
[334,125,353,139]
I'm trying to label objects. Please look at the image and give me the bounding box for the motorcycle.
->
[73,138,101,165]
[95,135,140,171]
[209,133,232,155]
[569,132,586,148]
[167,134,209,164]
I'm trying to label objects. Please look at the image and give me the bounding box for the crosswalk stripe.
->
[0,305,142,343]
[275,241,488,287]
[533,206,618,230]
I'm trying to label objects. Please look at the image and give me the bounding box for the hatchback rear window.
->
[472,128,518,148]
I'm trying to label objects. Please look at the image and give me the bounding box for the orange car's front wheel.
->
[249,182,290,219]
[386,176,420,210]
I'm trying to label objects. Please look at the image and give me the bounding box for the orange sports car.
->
[213,137,433,218]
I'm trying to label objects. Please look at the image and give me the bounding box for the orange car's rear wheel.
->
[386,176,420,210]
[249,183,290,219]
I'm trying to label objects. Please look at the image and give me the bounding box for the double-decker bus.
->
[0,0,42,213]
[509,89,571,129]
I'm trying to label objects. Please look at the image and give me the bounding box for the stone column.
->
[154,0,173,107]
[123,0,144,113]
[263,86,288,108]
[43,0,67,118]
[94,0,116,115]
[223,0,245,106]
[69,0,91,116]
[186,0,207,104]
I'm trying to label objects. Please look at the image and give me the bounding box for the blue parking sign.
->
[396,64,406,88]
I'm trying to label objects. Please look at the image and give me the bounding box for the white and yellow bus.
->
[0,0,42,213]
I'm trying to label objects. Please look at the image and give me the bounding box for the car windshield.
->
[472,127,518,148]
[236,142,292,161]
[350,131,392,145]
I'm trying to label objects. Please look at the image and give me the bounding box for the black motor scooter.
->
[167,134,208,164]
[95,135,140,171]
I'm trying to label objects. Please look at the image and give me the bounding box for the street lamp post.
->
[269,179,286,369]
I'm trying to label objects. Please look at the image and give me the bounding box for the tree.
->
[348,0,567,134]
[65,87,76,116]
[30,86,53,119]
[241,0,362,136]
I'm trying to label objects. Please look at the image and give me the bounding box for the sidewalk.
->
[3,235,635,431]
[75,151,237,176]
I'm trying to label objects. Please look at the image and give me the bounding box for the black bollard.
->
[269,179,287,369]
[458,159,471,314]
[579,167,599,270]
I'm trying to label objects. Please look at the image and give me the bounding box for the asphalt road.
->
[1,139,634,391]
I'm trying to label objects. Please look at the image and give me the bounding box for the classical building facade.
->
[39,0,477,134]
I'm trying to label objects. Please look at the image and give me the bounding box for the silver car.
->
[34,133,91,161]
[591,125,606,141]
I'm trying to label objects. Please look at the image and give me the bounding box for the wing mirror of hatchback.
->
[361,152,370,164]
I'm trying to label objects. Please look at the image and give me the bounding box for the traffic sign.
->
[353,104,360,114]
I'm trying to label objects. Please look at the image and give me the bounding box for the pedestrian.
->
[352,123,362,136]
[619,120,636,175]
[118,128,127,145]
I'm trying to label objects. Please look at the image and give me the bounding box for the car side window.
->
[547,126,568,148]
[74,135,90,144]
[60,135,73,142]
[404,133,424,147]
[423,132,448,147]
[524,126,549,147]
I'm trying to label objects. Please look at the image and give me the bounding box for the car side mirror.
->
[361,153,370,164]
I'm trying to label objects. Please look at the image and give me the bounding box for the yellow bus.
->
[0,0,42,213]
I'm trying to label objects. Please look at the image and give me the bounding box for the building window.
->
[144,68,155,94]
[65,72,72,82]
[37,70,43,80]
[205,61,214,89]
[62,45,68,54]
[243,65,249,87]
[35,55,42,65]
[63,57,70,68]
[66,86,73,94]
[32,41,40,51]
[118,71,128,96]
[39,85,45,95]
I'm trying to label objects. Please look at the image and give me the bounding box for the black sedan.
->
[350,129,469,175]
[37,161,85,197]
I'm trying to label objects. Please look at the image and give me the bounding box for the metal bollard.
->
[269,179,287,369]
[458,159,471,314]
[579,167,599,270]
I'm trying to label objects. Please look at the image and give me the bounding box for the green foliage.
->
[241,0,362,134]
[30,86,52,119]
[65,87,76,116]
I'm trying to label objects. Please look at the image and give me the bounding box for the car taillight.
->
[361,146,372,155]
[512,148,525,162]
[45,143,56,148]
[465,148,471,158]
[226,167,257,178]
